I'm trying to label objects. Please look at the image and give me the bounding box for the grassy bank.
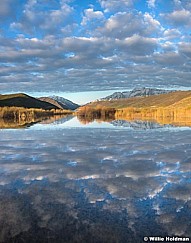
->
[76,91,191,126]
[0,107,73,129]
[0,107,73,119]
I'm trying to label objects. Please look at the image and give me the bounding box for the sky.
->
[0,0,191,95]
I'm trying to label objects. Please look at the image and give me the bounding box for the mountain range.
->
[49,95,79,110]
[38,96,79,110]
[1,89,191,128]
[1,88,191,115]
[101,87,174,100]
[85,90,191,109]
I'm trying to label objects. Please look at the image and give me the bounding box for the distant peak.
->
[101,87,175,101]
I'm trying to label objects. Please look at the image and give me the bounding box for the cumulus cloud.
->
[162,9,191,27]
[117,35,158,56]
[0,0,190,91]
[10,0,75,35]
[98,0,133,12]
[147,0,156,8]
[174,0,181,7]
[179,42,191,58]
[81,8,104,26]
[163,28,181,40]
[173,0,191,10]
[98,11,162,38]
[154,51,185,65]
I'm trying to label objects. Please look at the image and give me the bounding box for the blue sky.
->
[0,0,191,95]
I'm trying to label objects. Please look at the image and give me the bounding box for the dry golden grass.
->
[115,107,191,126]
[0,107,73,128]
[82,91,191,109]
[0,107,73,119]
[0,93,27,100]
[76,91,191,127]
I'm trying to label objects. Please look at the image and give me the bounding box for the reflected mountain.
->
[114,108,191,128]
[39,115,74,125]
[77,108,191,129]
[0,93,74,129]
[1,91,191,242]
[77,90,191,129]
[2,110,191,130]
[111,120,173,129]
[0,114,73,129]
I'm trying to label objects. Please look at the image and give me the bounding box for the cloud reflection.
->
[0,128,191,241]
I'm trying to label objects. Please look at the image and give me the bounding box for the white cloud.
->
[98,11,162,39]
[163,29,181,40]
[81,8,104,26]
[154,51,185,65]
[0,0,191,91]
[174,0,182,7]
[162,9,191,27]
[0,32,190,91]
[10,0,75,35]
[144,12,163,33]
[147,0,156,8]
[173,0,191,10]
[179,42,191,58]
[98,0,133,12]
[161,41,176,52]
[117,34,158,56]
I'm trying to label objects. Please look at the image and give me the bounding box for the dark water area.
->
[0,119,191,242]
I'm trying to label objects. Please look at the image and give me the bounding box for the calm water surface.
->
[0,117,191,242]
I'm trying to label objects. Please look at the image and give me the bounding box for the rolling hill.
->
[77,90,191,127]
[0,93,58,110]
[83,91,191,109]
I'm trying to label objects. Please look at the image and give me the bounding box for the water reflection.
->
[2,104,191,130]
[0,114,73,129]
[2,113,191,130]
[77,111,191,128]
[0,128,191,242]
[111,120,173,130]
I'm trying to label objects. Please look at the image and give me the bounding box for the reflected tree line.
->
[1,105,191,128]
[0,107,72,129]
[77,106,116,124]
[77,106,191,127]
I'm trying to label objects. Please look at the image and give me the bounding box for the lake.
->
[0,116,191,242]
